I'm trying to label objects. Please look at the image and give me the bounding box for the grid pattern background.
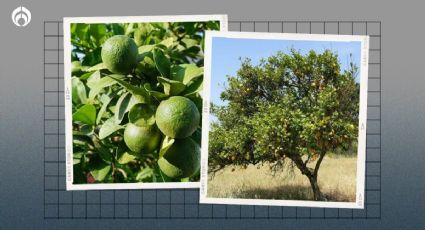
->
[44,21,381,219]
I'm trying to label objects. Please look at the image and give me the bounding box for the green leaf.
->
[87,73,125,100]
[90,162,111,182]
[89,24,108,47]
[160,37,176,48]
[151,22,168,31]
[159,136,175,158]
[82,47,102,66]
[71,24,89,40]
[79,71,94,80]
[99,117,123,139]
[72,134,94,147]
[143,83,168,100]
[181,38,198,48]
[136,167,155,182]
[118,152,138,164]
[73,124,94,136]
[206,21,220,30]
[86,70,101,83]
[125,23,135,35]
[73,162,86,184]
[138,44,155,54]
[136,56,156,77]
[150,91,168,100]
[134,26,150,45]
[171,64,203,85]
[153,48,170,78]
[181,22,196,35]
[154,44,168,51]
[109,76,150,103]
[96,92,117,125]
[115,92,132,123]
[111,24,125,35]
[128,103,156,126]
[137,45,154,62]
[73,152,84,165]
[71,77,87,104]
[180,177,190,182]
[85,62,107,72]
[182,77,203,97]
[128,94,147,111]
[158,168,173,182]
[157,76,186,96]
[96,144,113,163]
[73,104,96,125]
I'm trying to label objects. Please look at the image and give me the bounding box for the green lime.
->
[158,137,200,178]
[101,35,138,74]
[124,123,161,154]
[155,96,200,138]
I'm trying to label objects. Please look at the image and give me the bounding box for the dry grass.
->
[207,155,357,202]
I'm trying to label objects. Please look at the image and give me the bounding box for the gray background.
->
[42,20,381,222]
[0,0,424,229]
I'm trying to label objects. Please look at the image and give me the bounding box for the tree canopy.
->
[209,49,359,200]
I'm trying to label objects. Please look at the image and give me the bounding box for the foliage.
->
[209,49,359,200]
[71,21,219,184]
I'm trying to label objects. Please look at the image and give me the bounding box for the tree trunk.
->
[289,153,326,201]
[307,174,325,201]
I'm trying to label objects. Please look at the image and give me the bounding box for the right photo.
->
[200,31,369,209]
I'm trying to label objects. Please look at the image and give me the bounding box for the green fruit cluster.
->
[155,96,200,178]
[101,35,201,179]
[71,22,218,184]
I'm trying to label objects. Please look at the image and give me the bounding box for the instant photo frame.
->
[200,31,369,209]
[64,15,228,190]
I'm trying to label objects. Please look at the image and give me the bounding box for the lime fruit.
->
[101,35,138,74]
[155,96,200,138]
[158,137,200,178]
[124,123,161,154]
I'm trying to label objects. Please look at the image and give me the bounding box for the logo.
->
[11,6,31,27]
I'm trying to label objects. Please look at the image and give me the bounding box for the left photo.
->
[63,15,227,190]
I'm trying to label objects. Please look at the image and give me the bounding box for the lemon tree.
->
[70,21,219,183]
[209,50,360,201]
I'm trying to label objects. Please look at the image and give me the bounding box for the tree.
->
[209,49,359,201]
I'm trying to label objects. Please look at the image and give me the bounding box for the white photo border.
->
[64,15,228,191]
[200,31,369,209]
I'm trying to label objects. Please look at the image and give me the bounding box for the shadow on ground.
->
[217,184,354,202]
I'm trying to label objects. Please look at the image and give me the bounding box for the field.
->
[207,155,357,202]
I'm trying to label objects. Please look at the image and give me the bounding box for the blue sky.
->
[210,37,361,107]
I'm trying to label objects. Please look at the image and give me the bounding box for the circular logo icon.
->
[11,6,31,27]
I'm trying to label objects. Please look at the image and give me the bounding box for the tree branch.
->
[304,154,312,165]
[289,152,313,177]
[313,150,326,177]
